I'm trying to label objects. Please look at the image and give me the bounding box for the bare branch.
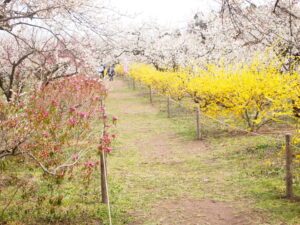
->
[273,0,280,12]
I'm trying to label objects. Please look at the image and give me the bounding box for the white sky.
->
[108,0,220,28]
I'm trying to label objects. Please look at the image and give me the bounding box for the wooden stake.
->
[150,86,153,104]
[167,96,171,118]
[285,134,293,199]
[196,105,201,140]
[100,99,108,204]
[100,151,108,204]
[127,77,131,88]
[132,78,136,90]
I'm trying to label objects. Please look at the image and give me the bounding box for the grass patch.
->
[126,80,300,224]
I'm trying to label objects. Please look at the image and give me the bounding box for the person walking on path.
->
[98,64,106,78]
[107,64,115,81]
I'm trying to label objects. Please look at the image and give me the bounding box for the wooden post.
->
[196,105,201,140]
[100,99,108,204]
[167,96,171,118]
[285,134,293,199]
[100,151,108,204]
[132,78,136,90]
[149,86,153,104]
[127,76,131,88]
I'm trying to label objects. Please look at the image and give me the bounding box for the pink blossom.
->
[70,106,76,111]
[111,134,117,139]
[42,132,50,138]
[105,147,111,153]
[101,136,112,144]
[68,119,78,125]
[112,116,118,121]
[53,147,59,152]
[103,114,108,119]
[51,99,58,106]
[78,112,86,117]
[88,162,95,167]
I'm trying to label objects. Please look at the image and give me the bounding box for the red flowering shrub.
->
[0,75,107,175]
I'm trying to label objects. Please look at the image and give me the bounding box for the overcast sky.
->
[108,0,220,27]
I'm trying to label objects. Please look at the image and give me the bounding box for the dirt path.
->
[106,79,257,225]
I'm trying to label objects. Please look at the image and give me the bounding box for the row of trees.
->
[119,0,300,73]
[115,0,300,133]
